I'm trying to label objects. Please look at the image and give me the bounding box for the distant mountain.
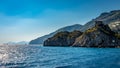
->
[5,41,28,45]
[80,10,120,32]
[29,24,83,44]
[17,41,28,45]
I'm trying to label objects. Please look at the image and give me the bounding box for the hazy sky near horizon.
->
[0,0,120,43]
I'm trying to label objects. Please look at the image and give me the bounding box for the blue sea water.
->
[0,45,120,68]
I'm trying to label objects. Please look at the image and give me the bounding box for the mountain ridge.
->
[80,10,120,32]
[29,24,83,44]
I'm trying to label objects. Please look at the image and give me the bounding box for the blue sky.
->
[0,0,120,43]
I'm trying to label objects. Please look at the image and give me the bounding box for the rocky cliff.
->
[73,21,120,47]
[44,21,120,47]
[44,30,82,47]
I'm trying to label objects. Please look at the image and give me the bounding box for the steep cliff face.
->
[73,21,120,47]
[44,31,82,47]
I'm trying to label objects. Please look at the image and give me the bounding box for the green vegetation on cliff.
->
[85,27,97,34]
[115,33,120,39]
[84,21,115,36]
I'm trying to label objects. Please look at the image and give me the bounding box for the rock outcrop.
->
[73,21,120,47]
[44,30,83,47]
[109,21,120,33]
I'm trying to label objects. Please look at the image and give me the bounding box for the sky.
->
[0,0,120,43]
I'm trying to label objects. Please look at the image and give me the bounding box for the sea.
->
[0,45,120,68]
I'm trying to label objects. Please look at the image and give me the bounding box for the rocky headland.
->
[44,21,120,47]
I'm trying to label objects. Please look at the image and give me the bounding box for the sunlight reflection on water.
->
[0,45,120,68]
